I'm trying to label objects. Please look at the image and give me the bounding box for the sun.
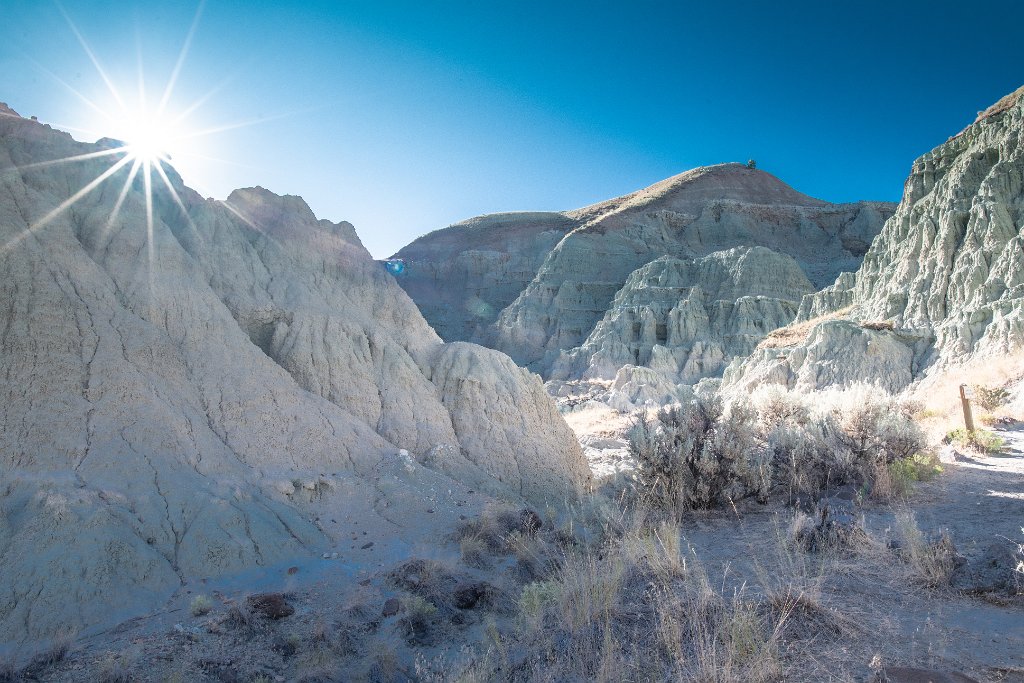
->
[116,109,181,165]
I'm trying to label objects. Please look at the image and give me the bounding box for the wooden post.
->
[959,384,975,432]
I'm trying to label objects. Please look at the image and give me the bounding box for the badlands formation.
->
[726,85,1024,394]
[394,165,894,392]
[0,84,1022,682]
[0,102,589,645]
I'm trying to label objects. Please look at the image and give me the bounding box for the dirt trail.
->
[673,421,1024,682]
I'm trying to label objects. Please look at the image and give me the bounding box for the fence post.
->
[959,384,975,432]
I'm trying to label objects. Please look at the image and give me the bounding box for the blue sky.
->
[2,0,1022,257]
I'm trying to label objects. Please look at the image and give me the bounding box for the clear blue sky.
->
[2,0,1022,257]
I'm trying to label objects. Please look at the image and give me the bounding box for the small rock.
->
[361,541,374,549]
[453,581,492,610]
[287,566,299,575]
[382,597,401,617]
[322,552,331,559]
[951,541,1022,593]
[246,593,294,620]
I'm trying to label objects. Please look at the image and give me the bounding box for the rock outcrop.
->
[0,106,589,644]
[549,247,814,386]
[394,164,893,377]
[726,85,1024,392]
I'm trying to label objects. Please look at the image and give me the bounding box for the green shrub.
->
[888,452,942,496]
[946,428,1005,453]
[190,594,212,617]
[974,384,1011,411]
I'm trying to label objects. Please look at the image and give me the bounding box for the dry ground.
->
[5,422,1022,682]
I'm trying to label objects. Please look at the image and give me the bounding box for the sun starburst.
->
[1,2,248,263]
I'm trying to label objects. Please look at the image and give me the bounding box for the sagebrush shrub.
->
[628,395,766,512]
[758,385,927,493]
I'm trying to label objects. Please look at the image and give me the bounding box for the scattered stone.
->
[246,593,294,620]
[382,598,401,617]
[361,542,374,549]
[951,541,1022,594]
[286,566,299,575]
[453,581,492,610]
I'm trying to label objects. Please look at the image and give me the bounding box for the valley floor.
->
[7,424,1023,683]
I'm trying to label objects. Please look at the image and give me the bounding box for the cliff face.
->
[394,164,893,377]
[394,212,575,343]
[549,247,814,386]
[727,86,1024,393]
[0,105,589,644]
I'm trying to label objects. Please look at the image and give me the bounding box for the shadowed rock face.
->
[0,110,589,644]
[727,85,1024,392]
[394,163,893,377]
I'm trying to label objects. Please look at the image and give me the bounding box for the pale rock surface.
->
[604,365,695,412]
[727,86,1024,392]
[723,320,919,394]
[550,247,814,386]
[394,164,893,377]
[0,108,588,645]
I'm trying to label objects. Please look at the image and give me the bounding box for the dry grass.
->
[974,84,1024,122]
[445,510,882,682]
[894,511,957,588]
[908,350,1024,443]
[757,306,853,350]
[562,401,631,434]
[189,594,213,617]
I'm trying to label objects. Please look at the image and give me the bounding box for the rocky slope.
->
[394,212,576,343]
[726,86,1024,393]
[0,103,590,646]
[394,164,893,377]
[548,247,815,389]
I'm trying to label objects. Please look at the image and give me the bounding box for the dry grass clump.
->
[454,504,544,555]
[388,558,459,613]
[189,594,213,617]
[97,654,133,683]
[20,629,76,677]
[893,512,958,588]
[450,520,855,682]
[757,306,853,349]
[860,320,895,331]
[0,656,19,683]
